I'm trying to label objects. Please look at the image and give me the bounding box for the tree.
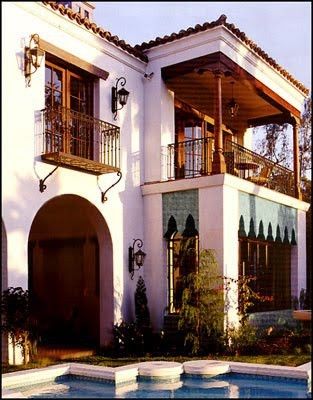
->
[299,97,312,178]
[254,123,290,167]
[178,249,225,355]
[134,275,150,329]
[254,96,311,177]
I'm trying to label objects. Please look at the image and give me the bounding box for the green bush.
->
[227,321,258,356]
[178,249,225,355]
[113,321,144,355]
[1,287,39,364]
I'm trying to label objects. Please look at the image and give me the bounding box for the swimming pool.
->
[10,373,309,398]
[2,360,311,399]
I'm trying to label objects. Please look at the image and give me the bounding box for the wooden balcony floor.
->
[41,152,120,175]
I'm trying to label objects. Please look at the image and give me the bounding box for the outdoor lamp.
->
[111,76,130,120]
[128,238,146,280]
[226,81,239,118]
[24,34,45,87]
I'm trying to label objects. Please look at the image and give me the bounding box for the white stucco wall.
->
[3,2,310,349]
[2,2,148,345]
[142,173,310,330]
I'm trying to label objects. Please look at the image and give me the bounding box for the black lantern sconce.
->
[128,238,146,280]
[111,77,130,120]
[226,81,239,118]
[24,34,45,87]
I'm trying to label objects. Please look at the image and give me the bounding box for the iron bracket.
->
[39,164,60,193]
[101,171,122,202]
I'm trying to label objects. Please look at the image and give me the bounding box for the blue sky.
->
[93,1,311,90]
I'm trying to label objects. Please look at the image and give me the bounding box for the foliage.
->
[299,97,312,177]
[3,353,311,374]
[135,276,150,329]
[256,325,312,356]
[232,275,273,324]
[178,249,225,355]
[177,249,274,355]
[227,321,258,355]
[112,321,144,355]
[254,97,312,178]
[1,287,38,364]
[254,123,291,167]
[292,288,311,310]
[113,276,153,355]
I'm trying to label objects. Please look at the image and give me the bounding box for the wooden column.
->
[212,71,226,174]
[292,118,302,200]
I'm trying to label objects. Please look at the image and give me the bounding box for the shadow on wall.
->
[2,172,60,287]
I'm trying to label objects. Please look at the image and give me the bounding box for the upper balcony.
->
[166,137,294,197]
[40,106,120,175]
[159,50,305,200]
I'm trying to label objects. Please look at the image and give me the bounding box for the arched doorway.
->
[28,195,113,348]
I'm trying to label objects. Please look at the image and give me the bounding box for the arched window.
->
[238,218,292,312]
[165,215,199,314]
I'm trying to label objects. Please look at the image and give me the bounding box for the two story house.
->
[2,1,310,362]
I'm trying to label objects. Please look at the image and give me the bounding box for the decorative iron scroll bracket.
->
[39,164,60,193]
[101,171,122,202]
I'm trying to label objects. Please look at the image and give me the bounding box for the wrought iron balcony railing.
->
[166,138,295,197]
[224,140,294,197]
[167,137,214,179]
[40,106,120,175]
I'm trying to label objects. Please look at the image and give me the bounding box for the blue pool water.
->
[16,373,310,398]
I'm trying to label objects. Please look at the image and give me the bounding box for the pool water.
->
[17,373,310,398]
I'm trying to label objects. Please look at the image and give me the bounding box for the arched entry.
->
[28,195,113,348]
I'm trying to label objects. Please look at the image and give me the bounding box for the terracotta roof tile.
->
[136,14,309,96]
[41,3,308,96]
[41,1,148,62]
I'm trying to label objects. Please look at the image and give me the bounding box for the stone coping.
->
[137,361,183,378]
[183,360,230,375]
[2,360,311,398]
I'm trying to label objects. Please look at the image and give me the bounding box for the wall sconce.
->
[128,238,146,280]
[226,81,239,118]
[24,34,45,87]
[111,77,130,120]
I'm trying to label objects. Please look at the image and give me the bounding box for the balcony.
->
[167,138,294,197]
[40,106,120,175]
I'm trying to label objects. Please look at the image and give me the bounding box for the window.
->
[167,233,199,313]
[84,10,89,19]
[174,107,210,178]
[239,237,291,312]
[44,59,94,159]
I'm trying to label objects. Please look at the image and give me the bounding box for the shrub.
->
[135,276,150,328]
[178,249,225,355]
[227,321,258,356]
[1,287,38,364]
[113,321,144,355]
[134,276,153,351]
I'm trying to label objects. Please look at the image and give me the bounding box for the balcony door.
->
[45,61,93,159]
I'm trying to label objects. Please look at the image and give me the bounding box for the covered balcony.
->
[161,51,305,200]
[167,137,294,197]
[40,106,120,175]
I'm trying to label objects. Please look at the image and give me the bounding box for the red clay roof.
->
[136,14,309,96]
[42,3,308,96]
[42,1,148,62]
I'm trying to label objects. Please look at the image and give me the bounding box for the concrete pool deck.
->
[2,360,311,398]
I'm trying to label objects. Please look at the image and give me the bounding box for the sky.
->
[93,1,311,91]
